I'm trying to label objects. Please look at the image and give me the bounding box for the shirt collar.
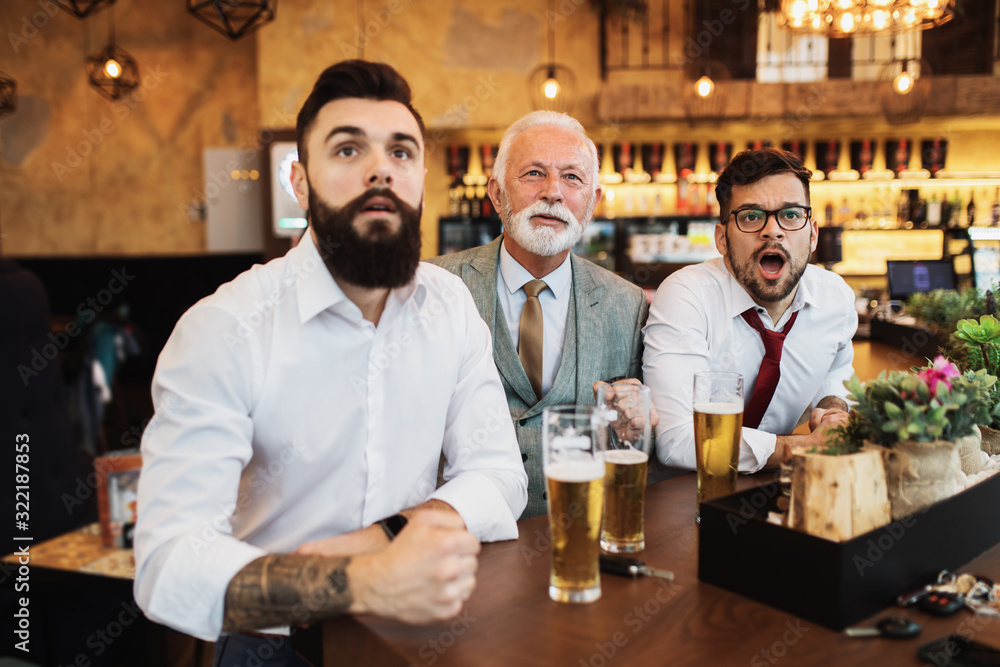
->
[498,242,573,298]
[296,231,424,324]
[723,261,817,328]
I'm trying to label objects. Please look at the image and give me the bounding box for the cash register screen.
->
[886,259,956,301]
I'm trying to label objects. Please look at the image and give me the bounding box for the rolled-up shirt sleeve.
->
[433,286,528,541]
[134,306,264,641]
[642,277,772,474]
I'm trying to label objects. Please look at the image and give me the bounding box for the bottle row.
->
[820,186,1000,230]
[444,137,953,187]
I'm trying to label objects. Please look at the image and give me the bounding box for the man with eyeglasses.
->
[643,147,857,472]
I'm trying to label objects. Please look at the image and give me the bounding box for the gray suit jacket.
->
[428,236,648,518]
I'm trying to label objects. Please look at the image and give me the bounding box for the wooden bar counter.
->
[321,471,1000,666]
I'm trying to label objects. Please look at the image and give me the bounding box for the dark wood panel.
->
[922,0,995,75]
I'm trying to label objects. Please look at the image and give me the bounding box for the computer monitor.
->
[886,259,957,301]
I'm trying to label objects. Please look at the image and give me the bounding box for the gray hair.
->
[492,111,600,192]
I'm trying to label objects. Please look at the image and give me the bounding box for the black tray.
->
[698,472,1000,629]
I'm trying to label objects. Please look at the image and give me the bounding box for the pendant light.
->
[85,6,139,101]
[187,0,277,40]
[684,56,730,125]
[880,57,931,124]
[528,0,576,113]
[0,72,16,119]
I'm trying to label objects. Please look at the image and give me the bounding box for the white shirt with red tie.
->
[642,257,858,472]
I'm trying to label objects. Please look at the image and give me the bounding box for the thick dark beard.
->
[308,187,423,289]
[726,230,808,304]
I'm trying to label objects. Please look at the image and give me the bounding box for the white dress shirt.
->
[642,258,857,473]
[134,232,528,641]
[497,243,572,396]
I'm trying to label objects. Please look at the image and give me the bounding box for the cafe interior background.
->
[1,0,999,663]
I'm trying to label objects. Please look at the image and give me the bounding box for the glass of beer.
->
[542,405,606,604]
[692,372,743,522]
[596,382,652,553]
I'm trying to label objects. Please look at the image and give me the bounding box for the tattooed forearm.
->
[222,555,353,633]
[816,395,849,413]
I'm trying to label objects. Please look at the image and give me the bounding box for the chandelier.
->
[778,0,954,37]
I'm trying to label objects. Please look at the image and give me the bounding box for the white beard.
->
[501,197,591,257]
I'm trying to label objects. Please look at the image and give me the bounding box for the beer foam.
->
[604,449,648,465]
[693,401,743,415]
[546,459,605,482]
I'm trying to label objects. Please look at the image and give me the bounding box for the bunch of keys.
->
[897,570,993,616]
[599,555,674,581]
[845,617,922,639]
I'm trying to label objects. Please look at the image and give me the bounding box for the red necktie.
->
[740,308,799,429]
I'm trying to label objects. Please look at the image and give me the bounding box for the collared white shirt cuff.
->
[139,537,267,641]
[740,428,776,474]
[431,472,519,542]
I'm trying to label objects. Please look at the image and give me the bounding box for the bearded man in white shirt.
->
[643,147,857,473]
[134,60,527,665]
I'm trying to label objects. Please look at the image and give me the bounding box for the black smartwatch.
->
[378,514,408,541]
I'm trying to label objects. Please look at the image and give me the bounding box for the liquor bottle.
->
[856,198,870,227]
[949,191,963,227]
[838,197,852,225]
[940,192,952,229]
[706,185,720,217]
[967,191,977,226]
[927,194,942,228]
[824,201,834,226]
[897,190,910,225]
[992,187,1000,227]
[448,180,463,216]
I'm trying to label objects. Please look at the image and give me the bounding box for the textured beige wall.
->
[256,0,617,258]
[0,0,259,256]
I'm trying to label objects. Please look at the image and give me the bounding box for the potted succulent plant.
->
[836,356,998,520]
[952,314,1000,457]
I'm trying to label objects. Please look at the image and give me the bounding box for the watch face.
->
[276,148,299,203]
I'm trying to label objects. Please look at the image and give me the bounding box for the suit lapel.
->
[471,237,538,407]
[571,256,605,405]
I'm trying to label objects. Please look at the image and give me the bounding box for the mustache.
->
[350,187,414,217]
[522,200,580,227]
[756,242,790,262]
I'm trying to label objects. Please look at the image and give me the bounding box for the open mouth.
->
[759,251,786,278]
[361,196,398,215]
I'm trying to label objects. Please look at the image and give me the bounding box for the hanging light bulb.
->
[543,67,560,100]
[695,75,715,99]
[893,69,915,94]
[104,58,121,78]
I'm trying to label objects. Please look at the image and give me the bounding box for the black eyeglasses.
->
[727,206,812,233]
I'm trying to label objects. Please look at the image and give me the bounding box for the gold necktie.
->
[518,279,548,400]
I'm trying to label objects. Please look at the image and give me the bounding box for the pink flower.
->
[917,355,961,395]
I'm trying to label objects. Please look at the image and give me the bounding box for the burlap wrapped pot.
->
[981,425,1000,457]
[957,426,983,475]
[864,440,960,521]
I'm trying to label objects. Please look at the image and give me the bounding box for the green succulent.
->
[954,315,1000,346]
[906,287,987,336]
[830,363,1000,452]
[949,314,1000,428]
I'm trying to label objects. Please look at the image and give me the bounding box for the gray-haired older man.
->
[429,111,653,519]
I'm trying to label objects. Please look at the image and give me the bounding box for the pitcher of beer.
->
[692,372,743,522]
[596,382,652,553]
[542,405,607,604]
